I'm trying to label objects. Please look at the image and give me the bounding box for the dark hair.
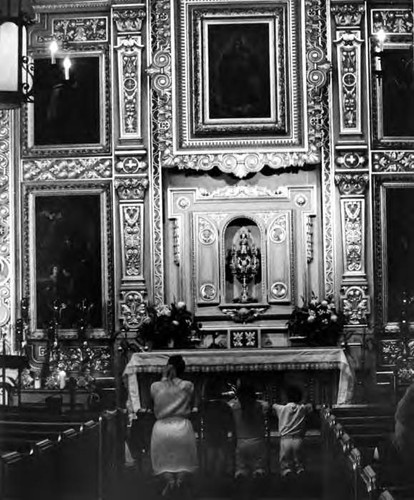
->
[286,385,303,404]
[167,355,186,377]
[237,381,257,412]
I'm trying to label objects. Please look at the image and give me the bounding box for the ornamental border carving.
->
[372,151,414,173]
[22,181,114,339]
[335,173,369,195]
[148,0,329,179]
[115,156,147,175]
[22,157,113,181]
[113,8,146,33]
[340,284,370,326]
[371,9,413,35]
[115,177,149,200]
[120,204,144,281]
[341,199,364,275]
[119,290,147,332]
[0,111,12,341]
[331,4,364,27]
[335,150,367,170]
[334,31,363,135]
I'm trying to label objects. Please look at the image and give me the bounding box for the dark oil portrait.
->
[33,56,100,146]
[207,23,271,120]
[35,194,102,330]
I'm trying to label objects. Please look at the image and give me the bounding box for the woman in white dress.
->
[150,355,198,497]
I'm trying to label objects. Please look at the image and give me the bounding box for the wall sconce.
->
[0,0,35,109]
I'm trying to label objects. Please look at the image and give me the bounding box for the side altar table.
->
[123,347,354,412]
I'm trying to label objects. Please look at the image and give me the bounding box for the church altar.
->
[123,347,354,412]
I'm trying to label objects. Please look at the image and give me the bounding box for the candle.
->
[49,40,58,65]
[34,376,41,389]
[58,370,67,390]
[63,56,71,81]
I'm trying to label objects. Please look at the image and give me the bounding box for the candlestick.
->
[58,370,67,390]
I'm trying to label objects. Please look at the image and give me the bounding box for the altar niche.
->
[225,220,262,304]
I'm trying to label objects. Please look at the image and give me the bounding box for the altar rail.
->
[123,348,354,413]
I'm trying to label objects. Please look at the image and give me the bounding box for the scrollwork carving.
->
[120,205,142,278]
[199,185,288,199]
[343,201,364,273]
[331,4,364,27]
[341,285,370,325]
[335,173,369,196]
[51,17,108,43]
[372,151,414,173]
[113,8,146,33]
[119,290,147,331]
[372,10,413,35]
[22,158,112,181]
[115,177,149,200]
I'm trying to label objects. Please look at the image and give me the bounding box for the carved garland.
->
[372,151,414,173]
[22,158,112,181]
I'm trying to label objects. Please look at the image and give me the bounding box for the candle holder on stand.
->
[76,298,94,342]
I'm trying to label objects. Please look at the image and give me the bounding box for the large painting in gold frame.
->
[22,182,114,339]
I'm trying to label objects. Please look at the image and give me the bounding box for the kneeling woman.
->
[150,355,198,497]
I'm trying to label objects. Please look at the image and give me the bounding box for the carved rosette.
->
[120,205,142,279]
[115,177,149,201]
[22,158,112,181]
[341,285,370,325]
[115,156,147,175]
[0,111,11,341]
[119,290,147,332]
[372,151,414,173]
[336,150,366,169]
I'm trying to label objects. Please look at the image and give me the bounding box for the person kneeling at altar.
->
[272,385,313,479]
[150,354,198,498]
[228,380,269,499]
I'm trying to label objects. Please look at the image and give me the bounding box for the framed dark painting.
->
[207,22,272,121]
[23,184,113,338]
[373,45,414,146]
[174,0,301,148]
[22,51,110,157]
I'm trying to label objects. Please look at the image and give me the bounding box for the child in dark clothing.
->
[228,382,269,480]
[272,385,312,477]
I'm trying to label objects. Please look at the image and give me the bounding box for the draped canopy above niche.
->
[149,0,330,178]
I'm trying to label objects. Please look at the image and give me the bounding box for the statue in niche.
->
[227,227,261,303]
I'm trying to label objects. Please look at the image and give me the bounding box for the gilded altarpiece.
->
[166,184,319,344]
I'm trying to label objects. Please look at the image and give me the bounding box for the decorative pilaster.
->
[113,6,146,149]
[0,111,12,350]
[335,169,370,325]
[332,4,365,136]
[114,158,149,332]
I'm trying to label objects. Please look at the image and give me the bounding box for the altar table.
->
[123,347,354,413]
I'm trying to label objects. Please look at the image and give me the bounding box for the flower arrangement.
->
[287,293,345,346]
[138,301,202,350]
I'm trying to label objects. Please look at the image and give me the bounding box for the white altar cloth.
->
[123,347,355,412]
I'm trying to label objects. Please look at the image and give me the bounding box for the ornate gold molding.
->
[113,8,146,32]
[331,4,364,27]
[120,205,143,280]
[341,284,370,326]
[335,173,369,196]
[335,150,367,169]
[115,156,147,175]
[0,111,12,343]
[22,157,112,181]
[115,177,149,200]
[372,151,414,173]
